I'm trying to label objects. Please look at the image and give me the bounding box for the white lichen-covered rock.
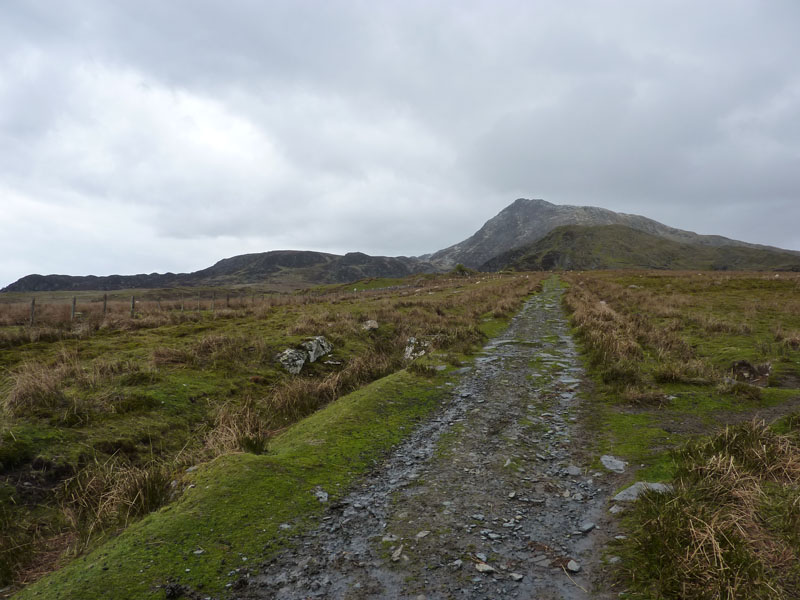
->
[613,481,673,502]
[362,320,379,330]
[277,349,307,374]
[404,337,430,360]
[301,336,333,363]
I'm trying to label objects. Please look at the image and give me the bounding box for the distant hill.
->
[481,224,800,272]
[427,198,793,269]
[1,251,436,293]
[6,198,799,293]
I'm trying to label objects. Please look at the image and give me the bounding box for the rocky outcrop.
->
[276,349,308,375]
[301,336,333,363]
[277,336,334,374]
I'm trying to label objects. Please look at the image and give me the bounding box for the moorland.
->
[1,269,798,598]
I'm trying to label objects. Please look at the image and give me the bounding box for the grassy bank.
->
[15,368,452,599]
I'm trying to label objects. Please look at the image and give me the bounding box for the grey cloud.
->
[1,1,799,286]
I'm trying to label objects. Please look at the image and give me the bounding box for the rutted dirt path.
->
[240,277,617,599]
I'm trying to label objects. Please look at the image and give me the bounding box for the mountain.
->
[481,224,800,272]
[6,198,798,293]
[427,198,791,269]
[1,251,436,293]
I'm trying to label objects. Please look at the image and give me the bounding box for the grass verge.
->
[615,417,800,599]
[14,367,454,600]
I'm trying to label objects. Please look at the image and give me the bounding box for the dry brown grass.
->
[563,275,717,393]
[58,457,173,552]
[621,419,800,599]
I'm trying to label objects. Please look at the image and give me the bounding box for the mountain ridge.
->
[1,250,436,293]
[4,198,798,293]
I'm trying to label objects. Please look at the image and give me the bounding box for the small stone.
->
[362,320,379,330]
[416,530,431,539]
[613,482,673,502]
[508,491,516,498]
[471,513,485,521]
[391,544,404,562]
[510,573,524,582]
[451,559,463,570]
[566,560,581,573]
[382,534,398,542]
[609,504,625,514]
[314,488,329,503]
[566,465,582,477]
[608,556,621,565]
[475,562,495,573]
[579,522,595,534]
[475,552,487,562]
[600,455,627,473]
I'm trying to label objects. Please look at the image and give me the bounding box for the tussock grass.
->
[619,419,800,599]
[58,457,173,553]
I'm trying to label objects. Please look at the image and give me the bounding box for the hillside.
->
[1,251,436,293]
[428,198,793,269]
[481,224,800,272]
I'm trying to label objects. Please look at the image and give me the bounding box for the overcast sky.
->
[2,1,799,286]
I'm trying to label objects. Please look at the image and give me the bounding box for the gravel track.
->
[239,277,617,600]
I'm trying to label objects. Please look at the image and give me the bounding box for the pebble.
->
[510,573,524,581]
[475,562,495,573]
[566,560,581,573]
[391,544,404,562]
[579,521,595,534]
[600,455,627,473]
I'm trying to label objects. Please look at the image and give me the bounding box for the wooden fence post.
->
[181,294,185,312]
[157,297,162,311]
[102,294,108,317]
[71,297,77,321]
[130,296,135,318]
[29,297,35,327]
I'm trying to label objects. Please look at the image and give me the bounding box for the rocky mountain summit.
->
[427,198,790,269]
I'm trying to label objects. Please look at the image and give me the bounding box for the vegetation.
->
[561,271,800,598]
[483,225,800,272]
[4,268,800,598]
[617,418,800,599]
[0,272,543,595]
